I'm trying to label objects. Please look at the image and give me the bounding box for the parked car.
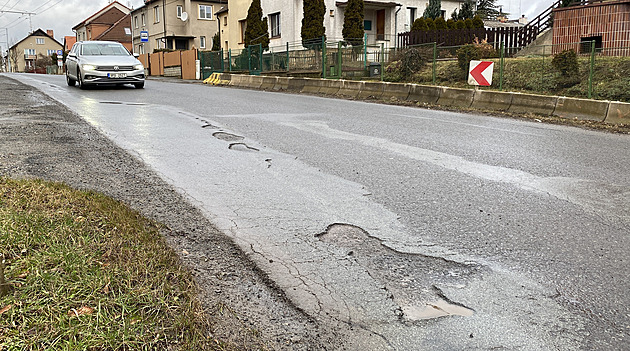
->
[66,41,145,89]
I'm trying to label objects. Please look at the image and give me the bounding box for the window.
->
[47,49,56,56]
[269,12,281,38]
[24,48,36,56]
[156,38,161,49]
[154,6,160,23]
[200,36,206,49]
[177,5,182,18]
[364,20,372,31]
[134,16,138,28]
[239,19,246,44]
[141,13,146,26]
[581,36,603,53]
[36,38,45,44]
[408,7,417,26]
[224,16,227,26]
[199,5,212,20]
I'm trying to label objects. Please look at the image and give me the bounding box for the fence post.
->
[286,42,290,72]
[380,43,384,82]
[588,40,595,99]
[499,41,504,91]
[364,33,368,70]
[322,36,327,78]
[432,42,437,85]
[337,41,343,79]
[220,49,224,72]
[247,46,252,74]
[199,50,204,79]
[228,49,232,72]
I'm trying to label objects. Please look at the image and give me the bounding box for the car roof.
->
[77,41,124,45]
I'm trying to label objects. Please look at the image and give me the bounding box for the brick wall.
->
[552,1,630,56]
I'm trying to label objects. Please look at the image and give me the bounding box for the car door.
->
[66,43,79,79]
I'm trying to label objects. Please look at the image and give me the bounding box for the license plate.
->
[108,73,127,78]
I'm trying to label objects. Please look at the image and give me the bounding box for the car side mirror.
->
[68,53,77,58]
[133,53,140,58]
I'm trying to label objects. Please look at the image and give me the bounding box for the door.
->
[376,10,385,41]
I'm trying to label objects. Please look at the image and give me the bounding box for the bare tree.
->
[9,48,19,72]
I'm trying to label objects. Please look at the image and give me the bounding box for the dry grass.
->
[0,177,229,350]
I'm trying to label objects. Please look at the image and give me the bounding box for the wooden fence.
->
[140,49,197,79]
[398,26,540,51]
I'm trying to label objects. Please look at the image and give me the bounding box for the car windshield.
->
[81,43,129,56]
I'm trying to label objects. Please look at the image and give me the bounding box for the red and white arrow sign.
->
[468,60,494,86]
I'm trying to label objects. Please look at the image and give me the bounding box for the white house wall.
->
[258,0,465,49]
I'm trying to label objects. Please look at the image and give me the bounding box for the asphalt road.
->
[8,73,630,350]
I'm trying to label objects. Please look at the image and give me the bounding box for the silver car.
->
[66,41,145,89]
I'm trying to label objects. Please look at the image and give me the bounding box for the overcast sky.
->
[1,0,554,53]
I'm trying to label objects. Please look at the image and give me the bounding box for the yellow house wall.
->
[10,34,63,72]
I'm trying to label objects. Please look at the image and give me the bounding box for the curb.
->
[214,73,629,125]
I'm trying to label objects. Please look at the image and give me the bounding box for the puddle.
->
[214,132,245,142]
[228,143,259,152]
[99,101,123,104]
[403,300,474,320]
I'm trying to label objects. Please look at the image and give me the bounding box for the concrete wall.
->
[215,73,630,125]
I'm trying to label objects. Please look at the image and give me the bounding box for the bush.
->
[411,17,428,31]
[446,19,457,29]
[456,20,466,29]
[385,47,429,81]
[552,49,580,87]
[426,18,436,31]
[464,18,474,28]
[456,39,498,73]
[434,17,447,30]
[472,15,484,28]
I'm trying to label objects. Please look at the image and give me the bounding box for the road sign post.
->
[468,60,494,86]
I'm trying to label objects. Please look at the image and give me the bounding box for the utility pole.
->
[0,10,36,33]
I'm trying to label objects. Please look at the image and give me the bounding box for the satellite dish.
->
[181,12,188,21]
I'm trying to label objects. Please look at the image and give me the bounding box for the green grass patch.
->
[0,178,222,350]
[386,55,630,102]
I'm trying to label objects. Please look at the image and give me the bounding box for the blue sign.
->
[57,50,63,56]
[140,31,149,42]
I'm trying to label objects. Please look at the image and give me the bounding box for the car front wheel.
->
[134,82,144,89]
[66,70,76,86]
[77,69,87,90]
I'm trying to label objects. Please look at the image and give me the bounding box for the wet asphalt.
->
[5,73,630,350]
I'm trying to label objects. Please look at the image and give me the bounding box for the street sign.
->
[56,50,63,56]
[57,59,62,67]
[140,31,149,42]
[468,60,494,86]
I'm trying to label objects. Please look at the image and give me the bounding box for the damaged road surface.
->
[6,74,630,350]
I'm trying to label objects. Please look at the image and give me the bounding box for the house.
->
[219,0,468,52]
[552,0,630,56]
[64,36,77,52]
[130,0,224,54]
[72,1,133,51]
[8,29,63,72]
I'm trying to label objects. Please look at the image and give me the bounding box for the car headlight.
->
[134,64,144,70]
[81,64,97,71]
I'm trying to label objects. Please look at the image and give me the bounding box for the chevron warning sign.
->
[468,60,494,86]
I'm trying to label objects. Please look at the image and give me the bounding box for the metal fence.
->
[198,38,630,102]
[386,40,630,102]
[198,37,386,80]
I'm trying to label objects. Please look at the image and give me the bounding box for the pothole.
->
[214,132,245,142]
[228,143,259,152]
[317,223,479,321]
[402,300,474,320]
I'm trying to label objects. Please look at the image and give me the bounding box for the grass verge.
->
[0,177,224,350]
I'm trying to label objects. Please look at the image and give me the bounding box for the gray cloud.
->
[1,0,143,51]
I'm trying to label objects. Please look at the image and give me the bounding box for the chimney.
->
[46,30,54,38]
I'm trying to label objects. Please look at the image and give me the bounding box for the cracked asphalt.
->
[3,73,630,350]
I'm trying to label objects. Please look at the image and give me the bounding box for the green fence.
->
[199,38,630,102]
[387,41,630,102]
[198,37,386,80]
